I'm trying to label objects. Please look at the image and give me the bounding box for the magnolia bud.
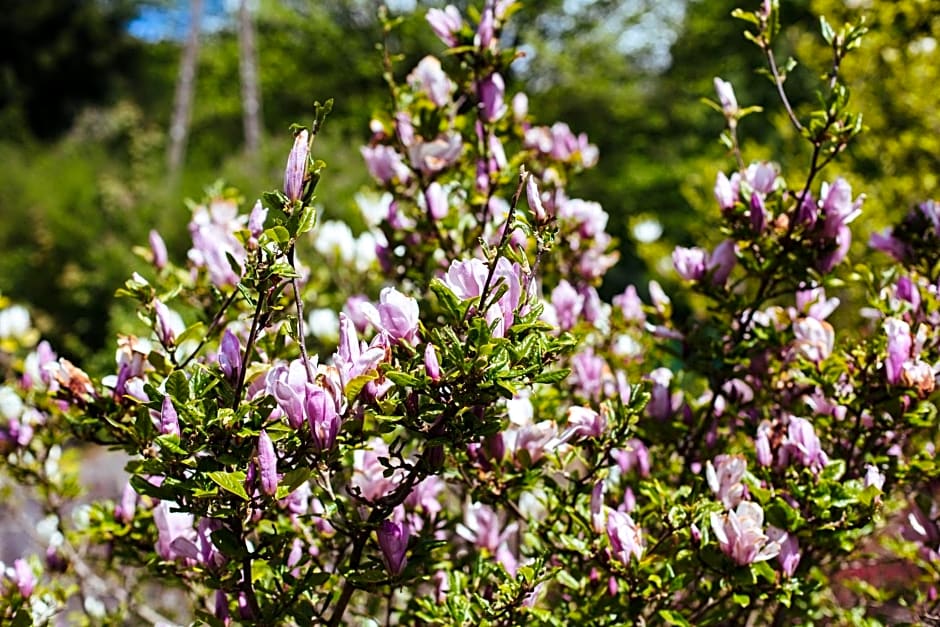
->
[424,344,441,381]
[258,430,278,496]
[160,395,180,437]
[284,129,309,202]
[378,520,409,576]
[149,229,168,270]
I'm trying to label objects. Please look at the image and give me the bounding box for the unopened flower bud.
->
[218,329,242,383]
[378,520,409,576]
[424,344,441,381]
[153,299,176,346]
[306,387,340,453]
[149,230,168,270]
[160,395,180,437]
[258,430,278,496]
[713,77,739,118]
[284,129,309,203]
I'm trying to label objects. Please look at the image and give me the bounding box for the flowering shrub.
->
[2,1,940,625]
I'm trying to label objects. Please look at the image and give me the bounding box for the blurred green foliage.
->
[0,0,937,370]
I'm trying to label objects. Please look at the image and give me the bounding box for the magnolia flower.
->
[607,510,644,565]
[284,129,309,202]
[564,406,607,440]
[424,182,449,221]
[149,229,168,269]
[456,502,518,575]
[424,344,441,381]
[361,145,411,184]
[713,77,738,117]
[864,464,885,491]
[159,395,180,437]
[257,430,278,496]
[711,501,783,565]
[154,501,198,562]
[714,171,740,210]
[479,72,507,121]
[613,439,651,477]
[306,386,341,453]
[779,417,828,471]
[427,5,463,47]
[884,317,912,385]
[377,520,409,576]
[775,529,800,577]
[673,246,708,281]
[218,329,242,383]
[408,56,453,106]
[361,287,420,345]
[793,317,835,362]
[706,455,747,509]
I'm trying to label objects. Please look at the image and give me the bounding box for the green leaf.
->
[11,607,32,627]
[275,468,311,500]
[155,433,187,455]
[658,610,691,627]
[165,370,190,404]
[345,372,377,402]
[208,471,250,501]
[266,226,291,246]
[532,368,570,384]
[819,16,835,45]
[385,370,419,387]
[820,458,846,482]
[732,592,751,608]
[130,475,178,501]
[176,322,207,347]
[211,528,248,560]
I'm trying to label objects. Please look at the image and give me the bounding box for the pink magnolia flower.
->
[745,162,778,196]
[443,257,521,338]
[361,145,411,184]
[154,501,198,562]
[778,417,828,471]
[707,239,737,285]
[408,132,463,176]
[377,520,409,576]
[362,287,420,345]
[159,395,180,437]
[713,77,738,117]
[149,229,168,269]
[714,171,740,210]
[424,344,441,381]
[884,317,912,385]
[218,329,242,383]
[673,246,708,281]
[564,406,607,440]
[408,56,453,107]
[479,72,507,121]
[284,129,309,202]
[11,559,34,598]
[706,454,747,509]
[306,386,341,453]
[257,430,278,496]
[613,439,651,477]
[456,502,519,575]
[427,5,463,47]
[864,464,885,491]
[711,501,783,565]
[423,182,449,221]
[607,510,644,565]
[774,529,800,577]
[792,317,835,362]
[188,200,247,287]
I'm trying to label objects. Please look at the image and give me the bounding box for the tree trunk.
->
[238,0,263,167]
[167,0,203,177]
